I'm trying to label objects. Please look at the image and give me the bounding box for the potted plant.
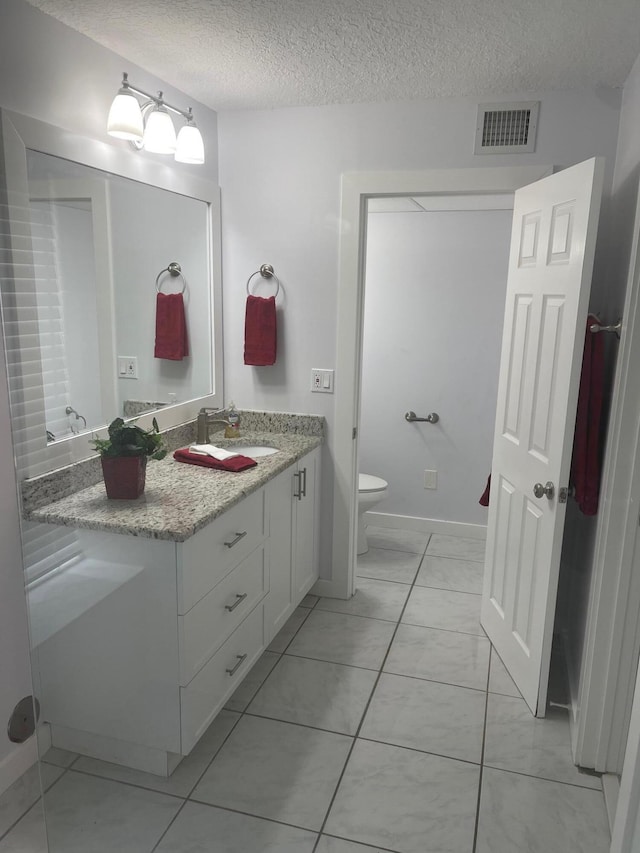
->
[91,417,167,499]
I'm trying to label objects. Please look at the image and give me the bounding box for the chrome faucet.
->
[196,407,231,444]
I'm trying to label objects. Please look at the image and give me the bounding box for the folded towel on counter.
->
[189,444,239,461]
[154,292,189,360]
[244,295,277,365]
[173,447,257,472]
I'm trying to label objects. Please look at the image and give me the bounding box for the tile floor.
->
[0,529,610,853]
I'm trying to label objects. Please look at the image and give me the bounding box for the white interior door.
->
[481,158,604,716]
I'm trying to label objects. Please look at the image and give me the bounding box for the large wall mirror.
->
[0,109,223,477]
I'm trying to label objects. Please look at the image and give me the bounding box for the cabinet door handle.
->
[224,531,247,548]
[225,593,248,612]
[300,467,307,498]
[226,653,248,676]
[293,471,302,500]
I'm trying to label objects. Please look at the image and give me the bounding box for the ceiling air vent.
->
[474,101,539,154]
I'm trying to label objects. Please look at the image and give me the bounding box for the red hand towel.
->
[479,475,491,507]
[244,295,277,365]
[571,315,605,515]
[173,448,257,472]
[155,293,189,360]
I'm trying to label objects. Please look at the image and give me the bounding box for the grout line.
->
[186,797,321,835]
[471,637,492,853]
[149,799,189,852]
[319,831,402,852]
[0,761,71,844]
[311,550,427,851]
[479,763,606,792]
[65,767,187,802]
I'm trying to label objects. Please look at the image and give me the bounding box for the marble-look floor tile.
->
[267,606,311,653]
[317,577,410,623]
[0,763,63,839]
[357,547,422,585]
[484,694,601,789]
[301,594,320,608]
[426,534,486,562]
[155,801,317,852]
[24,770,180,852]
[0,803,48,853]
[193,715,352,831]
[360,673,485,763]
[326,739,479,853]
[72,709,240,798]
[488,647,521,698]
[364,526,429,555]
[317,838,390,853]
[402,586,484,636]
[476,768,610,853]
[225,651,281,711]
[384,623,490,691]
[248,655,377,734]
[287,609,396,671]
[415,555,483,594]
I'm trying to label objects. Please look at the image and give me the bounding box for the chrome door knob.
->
[533,481,555,499]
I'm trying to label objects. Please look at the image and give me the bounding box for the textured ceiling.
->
[26,0,640,110]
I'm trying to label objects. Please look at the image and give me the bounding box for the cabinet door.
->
[264,467,294,641]
[294,448,321,599]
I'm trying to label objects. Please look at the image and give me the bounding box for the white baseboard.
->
[0,739,38,796]
[311,577,350,600]
[602,773,620,834]
[365,511,487,540]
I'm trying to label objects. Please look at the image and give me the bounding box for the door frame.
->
[326,165,553,601]
[574,184,640,773]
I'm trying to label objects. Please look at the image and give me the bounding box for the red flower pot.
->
[101,456,147,500]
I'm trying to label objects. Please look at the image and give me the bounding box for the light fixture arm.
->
[119,73,196,123]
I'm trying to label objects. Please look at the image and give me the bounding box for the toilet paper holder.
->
[405,411,439,424]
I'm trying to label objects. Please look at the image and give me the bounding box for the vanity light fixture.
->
[107,73,205,165]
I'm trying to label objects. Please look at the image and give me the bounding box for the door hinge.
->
[559,487,568,504]
[352,427,357,439]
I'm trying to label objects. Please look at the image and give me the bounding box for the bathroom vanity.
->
[23,426,322,776]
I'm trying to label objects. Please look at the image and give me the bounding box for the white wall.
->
[0,0,220,793]
[360,206,512,525]
[218,88,622,576]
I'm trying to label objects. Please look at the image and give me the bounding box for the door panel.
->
[481,158,605,715]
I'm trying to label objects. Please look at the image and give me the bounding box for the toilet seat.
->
[359,473,388,493]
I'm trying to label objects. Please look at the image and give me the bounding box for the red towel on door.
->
[173,448,257,472]
[479,475,491,506]
[571,315,605,515]
[244,295,277,365]
[154,293,189,360]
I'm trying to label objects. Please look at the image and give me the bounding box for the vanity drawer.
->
[180,602,264,754]
[177,489,265,613]
[179,544,267,685]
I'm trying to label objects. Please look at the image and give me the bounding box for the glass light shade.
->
[107,88,144,141]
[143,106,177,154]
[175,123,205,164]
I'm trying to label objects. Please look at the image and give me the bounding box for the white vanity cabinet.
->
[34,445,321,775]
[264,447,321,642]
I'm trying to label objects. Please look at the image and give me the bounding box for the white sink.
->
[232,445,279,458]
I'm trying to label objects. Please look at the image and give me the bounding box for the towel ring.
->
[156,261,187,294]
[246,263,281,299]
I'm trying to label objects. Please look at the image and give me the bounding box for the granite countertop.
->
[25,432,321,543]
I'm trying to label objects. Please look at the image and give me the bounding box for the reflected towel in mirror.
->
[155,292,189,360]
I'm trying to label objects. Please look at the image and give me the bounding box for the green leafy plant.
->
[91,417,167,460]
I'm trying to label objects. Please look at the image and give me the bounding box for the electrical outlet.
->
[117,356,138,379]
[311,368,334,393]
[424,469,437,489]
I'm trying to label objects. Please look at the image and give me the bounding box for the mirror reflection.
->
[25,150,213,442]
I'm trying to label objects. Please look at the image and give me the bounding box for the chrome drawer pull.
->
[224,531,247,548]
[226,653,248,676]
[225,593,248,612]
[300,466,307,498]
[293,471,302,500]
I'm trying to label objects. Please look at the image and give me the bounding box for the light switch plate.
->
[424,469,438,489]
[117,356,138,379]
[311,368,334,393]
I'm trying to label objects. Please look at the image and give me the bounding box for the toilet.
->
[357,473,389,555]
